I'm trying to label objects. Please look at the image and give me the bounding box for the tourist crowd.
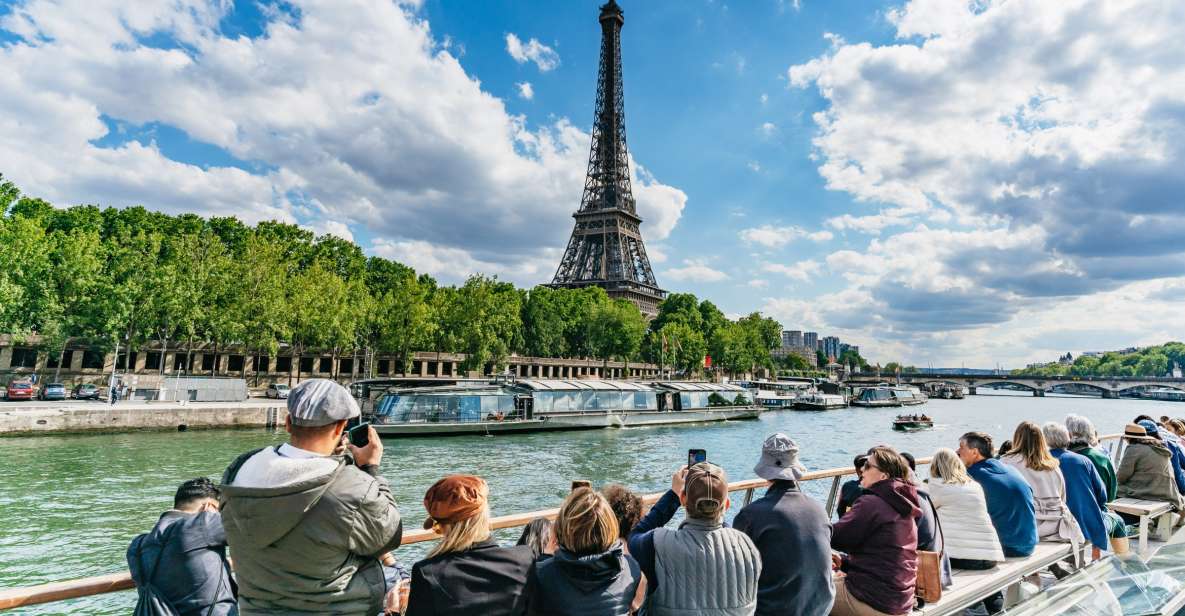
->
[126,379,1185,616]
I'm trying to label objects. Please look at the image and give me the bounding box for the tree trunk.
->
[210,341,218,377]
[53,348,64,382]
[290,343,300,387]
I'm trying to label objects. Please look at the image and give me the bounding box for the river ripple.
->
[1,391,1181,614]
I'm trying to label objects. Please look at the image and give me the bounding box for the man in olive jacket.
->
[220,379,403,615]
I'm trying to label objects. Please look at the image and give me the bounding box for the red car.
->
[5,381,35,401]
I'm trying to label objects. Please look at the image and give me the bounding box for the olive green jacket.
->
[1116,439,1185,511]
[1068,440,1118,502]
[220,446,403,615]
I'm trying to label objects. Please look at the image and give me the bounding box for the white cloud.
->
[516,81,534,100]
[665,259,729,282]
[505,33,560,72]
[759,122,778,138]
[761,259,821,281]
[760,93,768,105]
[747,161,761,172]
[738,224,833,248]
[785,0,1185,363]
[747,279,769,289]
[0,0,685,286]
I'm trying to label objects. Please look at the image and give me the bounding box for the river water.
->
[2,391,1182,614]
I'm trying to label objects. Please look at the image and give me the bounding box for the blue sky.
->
[2,0,1183,367]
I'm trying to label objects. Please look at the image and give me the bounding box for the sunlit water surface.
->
[1,391,1180,614]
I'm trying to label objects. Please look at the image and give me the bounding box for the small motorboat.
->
[892,413,934,432]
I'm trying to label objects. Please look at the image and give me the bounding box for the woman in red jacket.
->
[831,447,921,616]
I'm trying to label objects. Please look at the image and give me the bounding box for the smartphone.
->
[571,480,592,491]
[348,421,371,448]
[688,448,707,468]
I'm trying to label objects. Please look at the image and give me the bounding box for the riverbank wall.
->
[0,401,287,436]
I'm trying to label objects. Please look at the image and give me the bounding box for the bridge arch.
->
[1113,383,1185,394]
[976,380,1041,392]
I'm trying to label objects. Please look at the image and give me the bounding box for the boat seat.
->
[912,541,1075,616]
[1107,497,1175,557]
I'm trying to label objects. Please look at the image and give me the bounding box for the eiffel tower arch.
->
[550,0,666,319]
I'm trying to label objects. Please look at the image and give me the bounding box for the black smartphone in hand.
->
[348,421,371,448]
[688,448,707,468]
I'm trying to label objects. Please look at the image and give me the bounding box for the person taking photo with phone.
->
[219,378,403,615]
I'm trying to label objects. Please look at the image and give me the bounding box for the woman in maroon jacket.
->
[831,447,922,616]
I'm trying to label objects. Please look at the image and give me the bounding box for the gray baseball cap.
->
[754,433,807,481]
[287,379,360,427]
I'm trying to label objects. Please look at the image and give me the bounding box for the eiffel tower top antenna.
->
[549,0,666,318]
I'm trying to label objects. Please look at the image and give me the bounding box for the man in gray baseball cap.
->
[219,379,403,614]
[734,433,835,616]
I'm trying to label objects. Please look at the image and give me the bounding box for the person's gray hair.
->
[1043,421,1072,449]
[1065,414,1097,445]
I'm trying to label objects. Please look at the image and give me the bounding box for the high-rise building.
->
[783,330,803,348]
[550,0,665,318]
[822,336,841,360]
[803,331,818,351]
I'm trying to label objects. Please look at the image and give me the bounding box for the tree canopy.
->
[1011,343,1185,378]
[0,176,794,380]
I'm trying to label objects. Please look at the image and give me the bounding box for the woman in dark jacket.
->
[406,475,536,616]
[529,487,642,616]
[831,447,921,616]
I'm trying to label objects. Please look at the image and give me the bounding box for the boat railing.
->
[0,433,1126,611]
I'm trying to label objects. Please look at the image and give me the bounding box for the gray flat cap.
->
[287,379,360,427]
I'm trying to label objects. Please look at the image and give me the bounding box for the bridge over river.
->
[845,373,1185,398]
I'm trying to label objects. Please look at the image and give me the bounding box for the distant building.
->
[773,344,818,368]
[804,331,818,350]
[822,336,841,360]
[783,330,803,348]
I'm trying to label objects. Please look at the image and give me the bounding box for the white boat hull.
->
[371,407,763,437]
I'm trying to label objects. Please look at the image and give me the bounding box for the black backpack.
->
[130,523,184,616]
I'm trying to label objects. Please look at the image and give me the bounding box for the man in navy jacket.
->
[958,431,1038,557]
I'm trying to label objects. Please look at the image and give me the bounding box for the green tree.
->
[586,298,647,372]
[655,321,707,377]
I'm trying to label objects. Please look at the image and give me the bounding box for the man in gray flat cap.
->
[219,379,402,615]
[734,433,835,616]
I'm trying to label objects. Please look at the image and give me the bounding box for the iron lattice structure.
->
[550,0,666,318]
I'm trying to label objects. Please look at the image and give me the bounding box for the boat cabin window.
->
[678,390,751,409]
[375,393,516,422]
[532,390,658,413]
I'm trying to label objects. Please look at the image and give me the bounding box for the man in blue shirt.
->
[957,431,1038,557]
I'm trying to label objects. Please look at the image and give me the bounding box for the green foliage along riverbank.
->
[0,176,783,380]
[1011,343,1185,378]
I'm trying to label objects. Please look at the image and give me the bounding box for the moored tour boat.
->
[852,384,929,407]
[794,391,847,410]
[359,379,763,437]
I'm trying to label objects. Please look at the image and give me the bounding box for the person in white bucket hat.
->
[734,433,835,616]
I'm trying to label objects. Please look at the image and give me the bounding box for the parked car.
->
[265,383,290,399]
[5,381,35,401]
[72,383,101,400]
[38,383,67,401]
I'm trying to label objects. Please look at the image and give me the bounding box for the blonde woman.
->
[528,487,643,616]
[405,475,536,616]
[927,448,1005,569]
[1000,421,1084,545]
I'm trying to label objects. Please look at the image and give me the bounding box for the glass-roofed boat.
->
[360,378,762,437]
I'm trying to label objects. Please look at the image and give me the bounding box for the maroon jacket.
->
[832,478,921,615]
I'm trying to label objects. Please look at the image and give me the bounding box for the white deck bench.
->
[1107,497,1174,556]
[914,542,1074,616]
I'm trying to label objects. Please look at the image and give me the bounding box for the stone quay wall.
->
[0,401,287,436]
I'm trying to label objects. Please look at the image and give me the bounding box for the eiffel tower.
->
[550,0,665,318]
